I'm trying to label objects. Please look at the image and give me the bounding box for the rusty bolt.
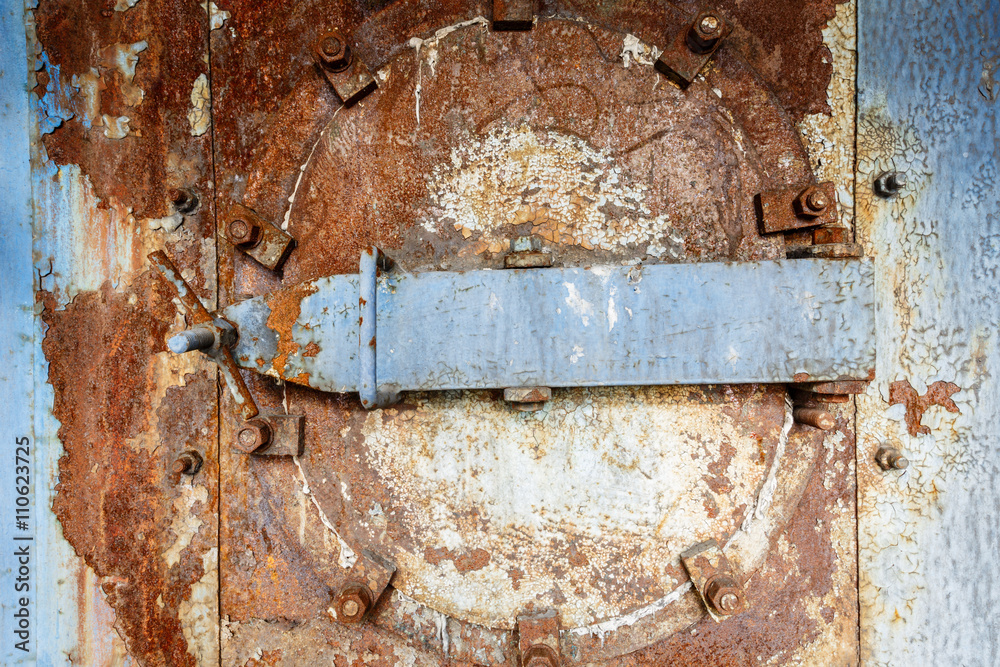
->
[171,450,203,476]
[688,11,724,52]
[316,31,352,72]
[806,190,829,212]
[794,186,831,219]
[875,445,909,471]
[522,644,560,667]
[235,419,272,454]
[875,171,907,197]
[334,583,372,623]
[226,218,262,247]
[793,407,836,431]
[704,574,744,615]
[170,188,199,214]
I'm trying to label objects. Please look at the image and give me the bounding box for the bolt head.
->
[876,445,908,471]
[170,188,198,214]
[227,218,262,247]
[334,584,372,623]
[235,419,272,454]
[875,171,907,197]
[316,31,352,71]
[806,190,829,212]
[698,14,721,37]
[704,574,744,615]
[689,11,725,52]
[171,451,203,476]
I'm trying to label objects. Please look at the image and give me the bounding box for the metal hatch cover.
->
[213,7,864,666]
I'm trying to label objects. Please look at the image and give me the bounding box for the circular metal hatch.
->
[237,12,824,664]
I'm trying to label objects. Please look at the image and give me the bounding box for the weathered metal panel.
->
[23,0,223,663]
[856,0,1000,664]
[0,0,37,663]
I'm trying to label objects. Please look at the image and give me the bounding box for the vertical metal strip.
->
[359,247,378,408]
[0,0,35,663]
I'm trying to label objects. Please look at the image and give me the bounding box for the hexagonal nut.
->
[170,450,203,476]
[315,31,352,72]
[793,185,831,219]
[688,10,724,52]
[226,218,263,247]
[234,419,272,454]
[522,644,560,667]
[333,583,372,624]
[875,445,909,471]
[704,574,744,615]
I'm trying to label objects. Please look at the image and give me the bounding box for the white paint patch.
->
[102,41,147,107]
[101,114,131,139]
[202,0,230,30]
[283,126,328,230]
[162,484,209,568]
[293,456,357,568]
[187,73,210,137]
[563,282,594,326]
[178,547,219,665]
[568,581,692,640]
[114,0,140,11]
[569,345,584,364]
[146,212,184,232]
[607,293,618,331]
[619,33,661,68]
[424,124,681,255]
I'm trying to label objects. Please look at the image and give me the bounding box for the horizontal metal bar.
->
[222,258,875,399]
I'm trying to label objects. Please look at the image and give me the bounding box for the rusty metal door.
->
[2,0,997,665]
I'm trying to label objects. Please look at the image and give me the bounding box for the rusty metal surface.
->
[206,0,862,665]
[26,0,222,663]
[5,0,865,663]
[856,0,1000,664]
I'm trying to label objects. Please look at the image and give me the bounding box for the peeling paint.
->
[187,73,210,137]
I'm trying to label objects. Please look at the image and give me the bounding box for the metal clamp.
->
[329,550,396,624]
[314,29,377,106]
[223,204,295,271]
[517,609,562,666]
[681,539,746,621]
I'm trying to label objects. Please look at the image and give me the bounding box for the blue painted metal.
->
[0,0,36,663]
[223,256,876,401]
[857,0,1000,663]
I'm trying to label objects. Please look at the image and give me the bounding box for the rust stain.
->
[265,280,319,379]
[889,379,962,436]
[424,546,492,574]
[34,0,213,218]
[41,274,218,667]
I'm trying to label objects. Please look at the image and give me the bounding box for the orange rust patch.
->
[41,274,217,667]
[303,342,321,358]
[424,547,492,574]
[793,373,812,382]
[889,379,961,436]
[265,281,319,380]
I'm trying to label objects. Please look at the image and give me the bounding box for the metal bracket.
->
[223,204,295,271]
[330,550,396,624]
[233,413,305,456]
[493,0,536,31]
[517,609,561,666]
[314,29,378,106]
[655,7,731,87]
[681,539,746,621]
[756,181,839,234]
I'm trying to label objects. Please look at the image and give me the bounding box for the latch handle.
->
[148,251,259,420]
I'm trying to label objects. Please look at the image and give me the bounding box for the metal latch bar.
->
[221,252,875,404]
